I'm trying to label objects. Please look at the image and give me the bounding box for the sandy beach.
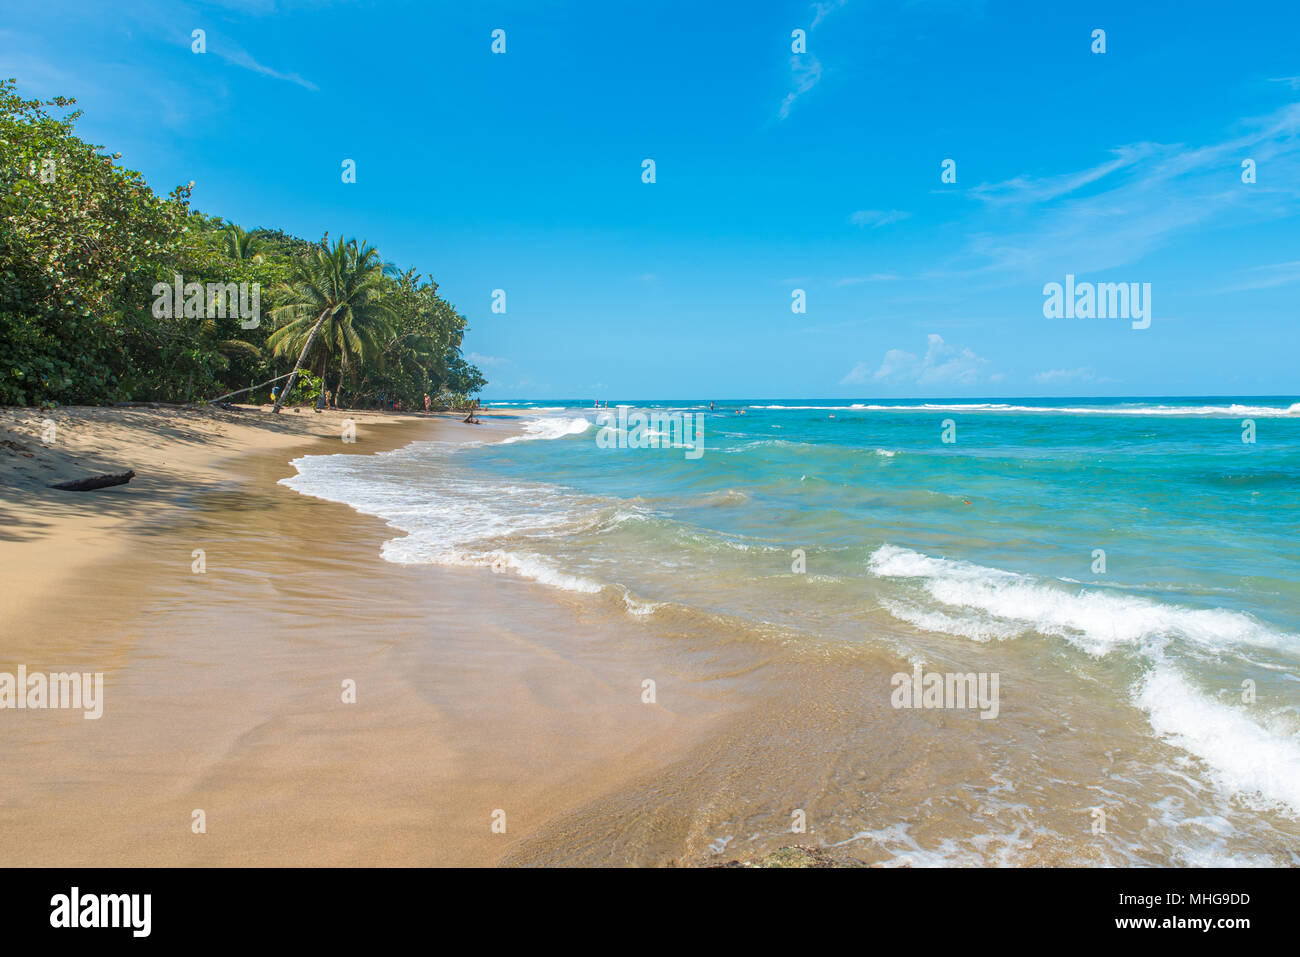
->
[5,404,1297,868]
[0,404,958,868]
[0,405,764,865]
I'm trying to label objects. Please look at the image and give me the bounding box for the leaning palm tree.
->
[268,237,395,412]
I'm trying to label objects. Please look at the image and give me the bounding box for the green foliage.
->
[0,78,194,404]
[0,77,483,408]
[268,237,395,380]
[353,267,467,406]
[286,370,323,405]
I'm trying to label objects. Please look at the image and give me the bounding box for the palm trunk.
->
[272,309,329,413]
[335,355,347,409]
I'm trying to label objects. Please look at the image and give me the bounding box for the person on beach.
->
[424,393,431,413]
[270,386,278,405]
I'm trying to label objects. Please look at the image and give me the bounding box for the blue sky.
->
[3,0,1299,399]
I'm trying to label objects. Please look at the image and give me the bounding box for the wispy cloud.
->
[849,209,911,228]
[943,103,1300,280]
[1033,367,1096,384]
[836,273,901,286]
[778,55,823,120]
[777,1,848,120]
[216,42,318,90]
[119,5,320,91]
[468,352,511,367]
[811,0,848,30]
[968,144,1158,206]
[842,333,991,385]
[1220,260,1300,292]
[1269,76,1300,90]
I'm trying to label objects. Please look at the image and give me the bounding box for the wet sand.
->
[0,406,754,865]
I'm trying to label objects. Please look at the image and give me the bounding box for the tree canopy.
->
[0,78,484,409]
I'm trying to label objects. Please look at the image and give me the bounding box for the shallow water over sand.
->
[282,398,1300,865]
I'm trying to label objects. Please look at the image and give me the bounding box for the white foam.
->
[879,599,1026,642]
[500,416,592,443]
[388,546,604,594]
[622,592,664,616]
[1136,664,1300,816]
[830,821,1035,867]
[868,545,1293,657]
[723,438,815,453]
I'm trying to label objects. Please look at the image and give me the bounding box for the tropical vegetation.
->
[0,79,485,409]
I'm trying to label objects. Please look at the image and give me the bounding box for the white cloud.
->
[218,44,318,90]
[842,334,991,385]
[778,55,823,120]
[968,144,1158,206]
[944,104,1300,280]
[1033,367,1096,384]
[777,1,847,119]
[811,0,848,29]
[836,273,901,285]
[1221,260,1300,292]
[849,209,911,228]
[839,362,870,383]
[875,348,917,380]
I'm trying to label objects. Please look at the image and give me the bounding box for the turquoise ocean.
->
[285,396,1300,865]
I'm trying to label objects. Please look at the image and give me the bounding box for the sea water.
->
[284,397,1300,865]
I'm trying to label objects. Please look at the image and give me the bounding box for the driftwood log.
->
[49,470,136,492]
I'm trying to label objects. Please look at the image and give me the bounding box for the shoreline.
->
[0,404,747,866]
[1,405,477,626]
[6,404,1295,866]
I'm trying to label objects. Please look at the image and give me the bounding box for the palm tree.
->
[222,224,264,264]
[268,236,395,413]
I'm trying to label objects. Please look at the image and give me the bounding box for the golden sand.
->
[0,404,1196,867]
[0,405,746,865]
